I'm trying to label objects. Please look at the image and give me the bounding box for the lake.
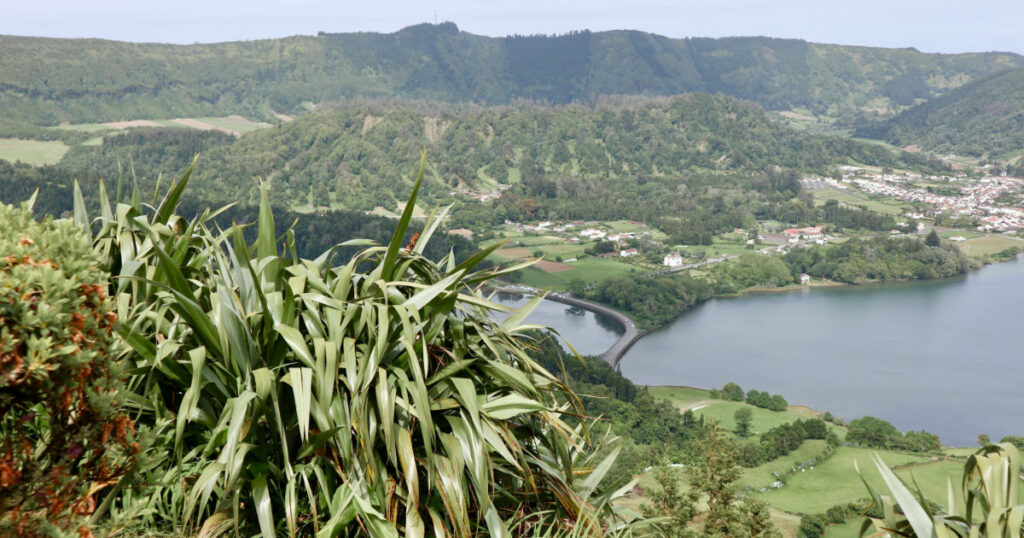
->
[512,259,1024,446]
[491,292,623,357]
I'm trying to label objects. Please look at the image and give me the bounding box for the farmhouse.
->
[663,253,683,267]
[783,226,824,240]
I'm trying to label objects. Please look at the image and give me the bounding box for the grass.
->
[761,447,931,513]
[810,187,910,216]
[54,116,268,134]
[195,116,268,133]
[647,386,710,407]
[517,256,641,289]
[0,138,69,165]
[960,235,1023,257]
[738,439,830,491]
[824,518,865,538]
[675,237,760,259]
[645,386,840,440]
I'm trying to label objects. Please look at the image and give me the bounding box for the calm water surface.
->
[492,293,623,357]
[524,260,1024,446]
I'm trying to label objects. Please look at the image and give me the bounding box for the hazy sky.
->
[4,0,1023,54]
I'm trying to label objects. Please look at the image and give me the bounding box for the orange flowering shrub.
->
[0,203,138,536]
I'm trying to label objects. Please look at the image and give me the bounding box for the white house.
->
[663,253,683,267]
[800,273,811,285]
[620,248,638,257]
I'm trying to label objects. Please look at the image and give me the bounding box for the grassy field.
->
[0,138,70,165]
[195,116,268,133]
[810,187,910,216]
[55,116,268,135]
[647,386,709,407]
[518,256,641,289]
[646,386,829,439]
[960,235,1024,257]
[675,237,760,259]
[762,447,931,513]
[738,439,830,491]
[824,518,864,538]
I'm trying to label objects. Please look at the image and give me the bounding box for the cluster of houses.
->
[451,184,510,203]
[505,219,650,259]
[804,172,1024,232]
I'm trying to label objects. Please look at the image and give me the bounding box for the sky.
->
[4,0,1024,54]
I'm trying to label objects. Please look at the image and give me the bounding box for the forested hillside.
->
[856,68,1024,161]
[1,23,1020,124]
[57,94,946,212]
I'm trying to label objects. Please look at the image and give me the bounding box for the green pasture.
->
[517,256,641,289]
[0,138,69,165]
[811,187,910,216]
[961,235,1024,257]
[738,439,830,491]
[761,447,931,513]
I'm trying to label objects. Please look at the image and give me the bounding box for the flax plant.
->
[78,154,636,536]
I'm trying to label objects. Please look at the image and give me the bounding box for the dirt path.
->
[679,400,712,412]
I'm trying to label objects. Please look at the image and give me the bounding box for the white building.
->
[663,253,683,267]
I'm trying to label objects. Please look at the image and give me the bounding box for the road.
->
[494,256,727,367]
[494,284,643,367]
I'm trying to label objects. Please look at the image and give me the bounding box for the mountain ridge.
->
[1,22,1021,125]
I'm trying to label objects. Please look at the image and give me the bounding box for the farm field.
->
[737,439,830,491]
[647,386,830,439]
[762,447,932,513]
[517,256,642,289]
[0,138,69,165]
[54,115,270,136]
[959,234,1024,257]
[810,186,910,215]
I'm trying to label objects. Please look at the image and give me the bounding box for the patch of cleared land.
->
[762,447,930,513]
[0,138,69,165]
[960,235,1023,257]
[534,259,573,272]
[518,256,640,289]
[810,186,910,215]
[494,247,532,260]
[55,116,269,136]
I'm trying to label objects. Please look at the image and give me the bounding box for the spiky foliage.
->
[0,200,138,536]
[80,154,633,536]
[858,443,1024,537]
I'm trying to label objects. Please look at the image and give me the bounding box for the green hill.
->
[54,94,945,211]
[1,23,1020,125]
[855,68,1024,162]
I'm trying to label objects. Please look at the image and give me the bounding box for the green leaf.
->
[871,453,937,538]
[381,151,426,281]
[252,475,275,538]
[155,155,198,224]
[481,394,547,420]
[289,367,313,442]
[257,183,276,260]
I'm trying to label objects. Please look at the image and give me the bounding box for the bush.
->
[721,382,745,401]
[0,202,138,535]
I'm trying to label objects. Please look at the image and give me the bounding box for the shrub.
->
[0,202,138,535]
[91,160,630,536]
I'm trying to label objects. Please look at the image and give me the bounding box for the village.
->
[804,168,1024,232]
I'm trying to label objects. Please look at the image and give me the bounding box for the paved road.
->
[495,284,643,367]
[495,257,727,367]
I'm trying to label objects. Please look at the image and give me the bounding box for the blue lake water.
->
[509,259,1024,446]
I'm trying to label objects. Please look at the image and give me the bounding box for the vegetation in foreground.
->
[1,158,1021,537]
[0,158,641,536]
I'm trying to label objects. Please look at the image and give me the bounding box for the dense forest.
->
[856,68,1024,160]
[0,24,1021,124]
[54,95,948,214]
